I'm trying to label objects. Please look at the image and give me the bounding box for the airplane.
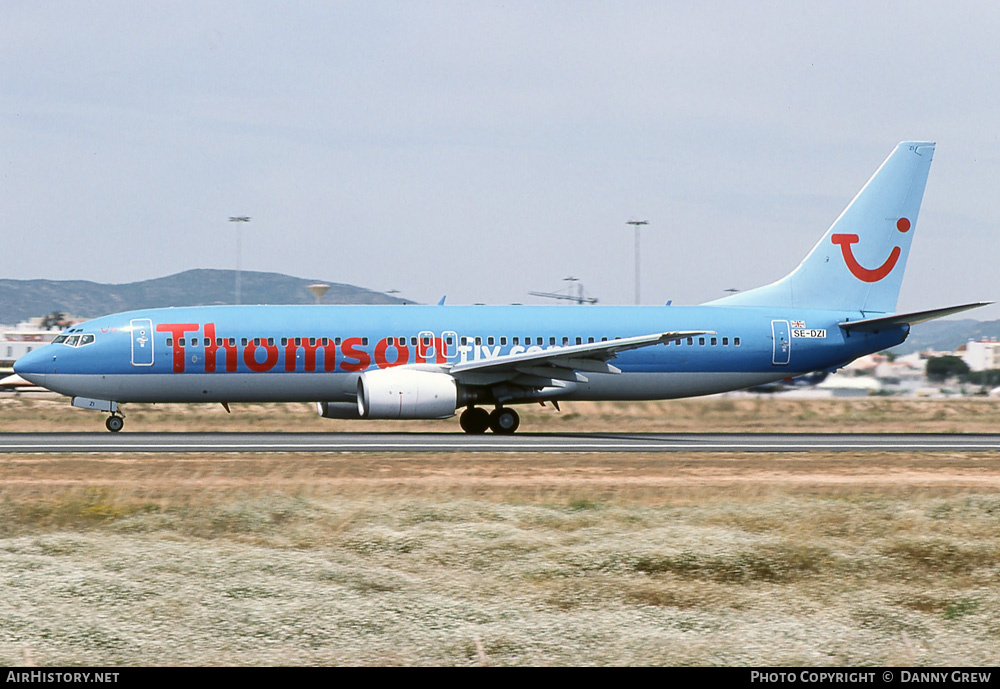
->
[13,142,988,433]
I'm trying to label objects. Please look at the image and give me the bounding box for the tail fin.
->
[708,141,935,313]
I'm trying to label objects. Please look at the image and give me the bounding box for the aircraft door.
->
[131,318,154,366]
[771,320,790,366]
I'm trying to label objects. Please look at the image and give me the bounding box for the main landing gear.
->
[105,414,124,433]
[459,406,520,435]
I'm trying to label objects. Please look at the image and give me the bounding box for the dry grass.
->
[4,393,1000,433]
[1,396,999,665]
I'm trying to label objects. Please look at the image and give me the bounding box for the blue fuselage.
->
[14,304,906,404]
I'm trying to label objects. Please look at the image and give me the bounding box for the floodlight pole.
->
[229,216,251,305]
[626,220,648,305]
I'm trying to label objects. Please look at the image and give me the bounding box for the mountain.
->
[0,269,409,324]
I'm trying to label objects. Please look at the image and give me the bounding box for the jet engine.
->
[316,401,363,419]
[356,369,458,419]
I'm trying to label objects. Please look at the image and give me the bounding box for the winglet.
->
[437,296,447,306]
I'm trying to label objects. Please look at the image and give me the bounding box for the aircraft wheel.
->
[460,407,490,434]
[489,407,520,434]
[105,415,124,433]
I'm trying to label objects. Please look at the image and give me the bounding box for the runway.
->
[3,432,1000,453]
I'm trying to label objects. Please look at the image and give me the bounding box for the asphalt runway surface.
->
[3,432,1000,453]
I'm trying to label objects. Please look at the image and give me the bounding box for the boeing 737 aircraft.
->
[14,142,987,433]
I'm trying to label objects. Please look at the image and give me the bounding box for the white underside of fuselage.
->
[29,370,799,405]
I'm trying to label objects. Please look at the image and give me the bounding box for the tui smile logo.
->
[831,218,910,283]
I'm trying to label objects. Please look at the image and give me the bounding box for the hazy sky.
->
[4,1,999,317]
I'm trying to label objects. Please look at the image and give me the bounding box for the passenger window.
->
[488,336,495,346]
[387,337,394,346]
[179,338,186,347]
[475,337,482,346]
[500,336,507,346]
[699,337,705,345]
[549,337,556,346]
[722,337,729,346]
[217,338,224,346]
[734,337,741,346]
[335,337,341,345]
[166,338,173,346]
[362,337,369,345]
[241,338,248,346]
[228,338,236,346]
[710,337,717,346]
[686,337,693,346]
[588,337,594,344]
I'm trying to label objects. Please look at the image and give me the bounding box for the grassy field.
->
[1,396,999,666]
[5,393,1000,433]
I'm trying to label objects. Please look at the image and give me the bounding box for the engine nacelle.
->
[357,369,458,419]
[316,401,363,419]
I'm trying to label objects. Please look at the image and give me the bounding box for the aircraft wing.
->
[447,331,713,387]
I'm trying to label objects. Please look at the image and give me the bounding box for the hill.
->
[891,318,1000,354]
[0,269,409,324]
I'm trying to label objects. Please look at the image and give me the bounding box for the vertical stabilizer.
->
[708,141,935,313]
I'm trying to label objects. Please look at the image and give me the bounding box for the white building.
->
[961,339,1000,372]
[0,315,83,365]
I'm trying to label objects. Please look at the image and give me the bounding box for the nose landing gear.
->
[105,414,124,433]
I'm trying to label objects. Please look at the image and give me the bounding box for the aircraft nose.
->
[12,347,54,384]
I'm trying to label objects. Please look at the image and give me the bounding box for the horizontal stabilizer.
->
[839,302,991,333]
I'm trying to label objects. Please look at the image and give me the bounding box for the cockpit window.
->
[55,333,96,347]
